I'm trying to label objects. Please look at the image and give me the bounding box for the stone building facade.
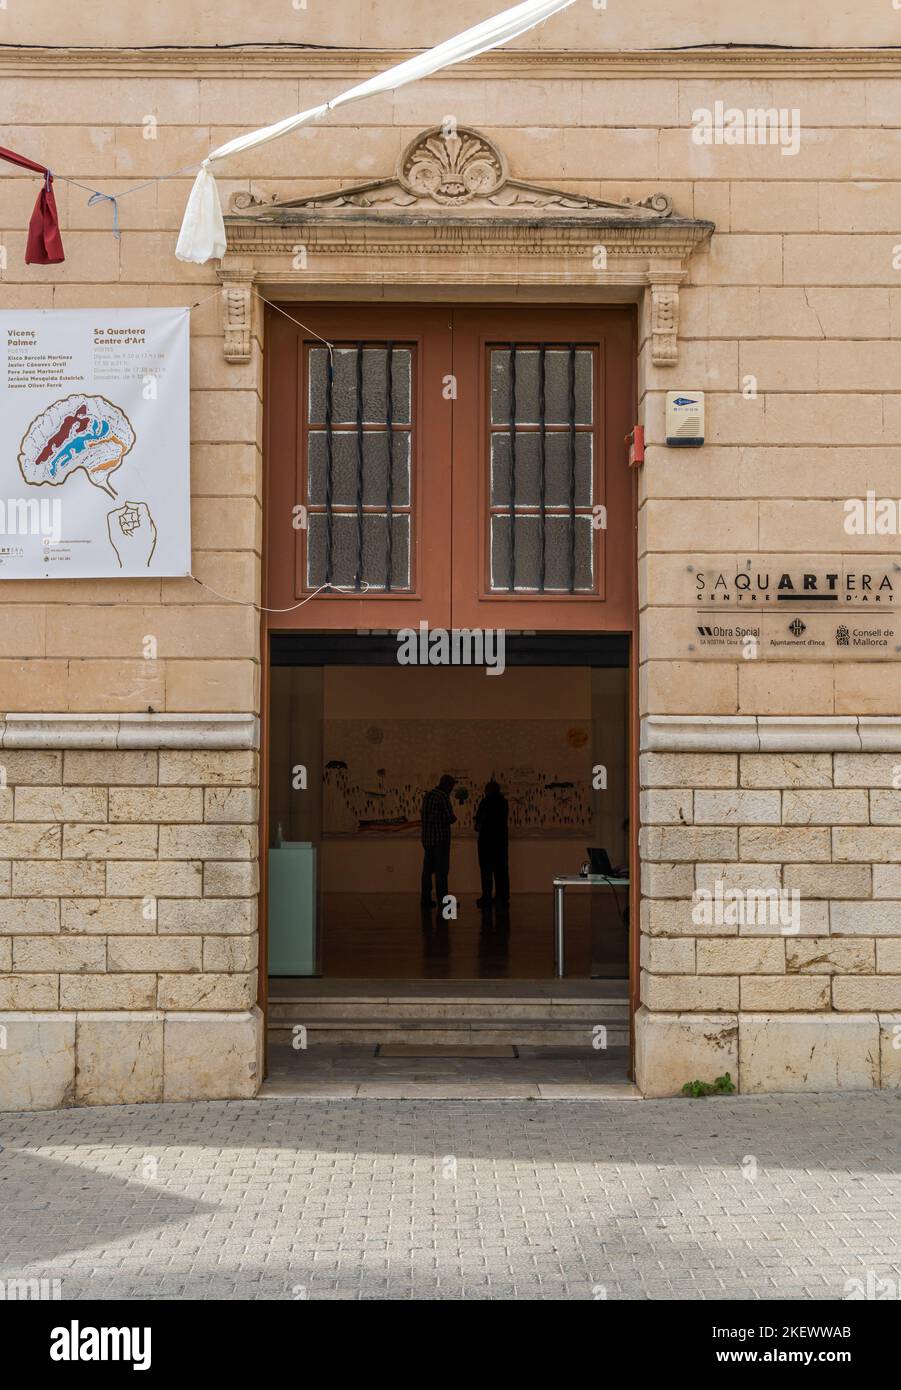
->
[1,1,900,1106]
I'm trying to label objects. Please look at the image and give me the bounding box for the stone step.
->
[268,998,630,1023]
[268,1016,630,1047]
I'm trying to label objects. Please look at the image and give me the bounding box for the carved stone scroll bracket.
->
[217,269,257,363]
[646,269,687,367]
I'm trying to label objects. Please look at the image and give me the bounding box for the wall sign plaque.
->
[657,556,901,658]
[0,308,190,578]
[692,562,896,610]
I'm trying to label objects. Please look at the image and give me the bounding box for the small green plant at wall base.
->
[680,1073,736,1098]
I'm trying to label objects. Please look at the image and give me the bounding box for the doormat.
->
[376,1044,518,1058]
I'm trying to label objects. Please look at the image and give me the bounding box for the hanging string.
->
[86,191,120,239]
[13,155,204,252]
[188,577,370,613]
[183,285,335,356]
[55,159,202,204]
[0,157,206,259]
[179,285,338,609]
[254,293,334,358]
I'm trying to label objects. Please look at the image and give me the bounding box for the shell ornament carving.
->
[400,127,505,205]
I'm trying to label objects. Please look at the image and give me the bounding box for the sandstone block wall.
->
[0,724,263,1108]
[636,720,901,1095]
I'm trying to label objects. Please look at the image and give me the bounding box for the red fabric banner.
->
[0,144,65,265]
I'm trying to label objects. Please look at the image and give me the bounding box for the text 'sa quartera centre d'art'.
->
[0,308,190,578]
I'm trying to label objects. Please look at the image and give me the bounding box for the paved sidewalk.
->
[2,1092,900,1300]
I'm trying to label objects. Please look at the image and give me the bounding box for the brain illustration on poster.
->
[0,309,189,578]
[18,392,157,568]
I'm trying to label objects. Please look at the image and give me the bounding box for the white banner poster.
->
[0,308,190,578]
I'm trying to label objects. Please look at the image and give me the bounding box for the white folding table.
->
[552,874,629,978]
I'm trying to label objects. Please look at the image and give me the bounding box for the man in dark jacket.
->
[420,774,457,909]
[475,779,509,909]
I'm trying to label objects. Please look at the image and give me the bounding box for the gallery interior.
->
[267,653,630,984]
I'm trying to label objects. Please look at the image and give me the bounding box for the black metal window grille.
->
[488,343,596,594]
[305,343,413,592]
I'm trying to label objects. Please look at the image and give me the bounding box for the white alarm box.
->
[665,391,705,446]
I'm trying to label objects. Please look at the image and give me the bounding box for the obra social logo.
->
[50,1321,151,1371]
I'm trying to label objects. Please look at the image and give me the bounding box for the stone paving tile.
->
[1,1092,900,1300]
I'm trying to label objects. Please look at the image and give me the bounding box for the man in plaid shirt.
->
[420,774,457,910]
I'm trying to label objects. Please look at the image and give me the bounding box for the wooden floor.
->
[299,891,628,981]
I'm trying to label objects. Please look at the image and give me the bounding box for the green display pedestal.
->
[268,842,317,976]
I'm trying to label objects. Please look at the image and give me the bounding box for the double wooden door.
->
[265,304,635,632]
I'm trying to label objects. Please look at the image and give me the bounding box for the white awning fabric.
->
[175,0,577,264]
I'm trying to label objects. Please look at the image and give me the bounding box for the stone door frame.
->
[214,131,713,1052]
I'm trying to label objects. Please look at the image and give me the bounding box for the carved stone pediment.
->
[218,125,714,369]
[228,125,675,222]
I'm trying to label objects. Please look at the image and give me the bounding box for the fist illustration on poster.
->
[107,501,158,569]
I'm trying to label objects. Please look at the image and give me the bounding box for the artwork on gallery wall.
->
[322,719,593,836]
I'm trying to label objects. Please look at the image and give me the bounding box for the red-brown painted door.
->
[266,305,453,630]
[450,306,635,631]
[265,304,635,635]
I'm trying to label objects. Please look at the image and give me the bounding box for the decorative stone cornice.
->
[3,47,901,79]
[218,126,713,367]
[0,713,260,750]
[225,222,709,251]
[641,715,901,754]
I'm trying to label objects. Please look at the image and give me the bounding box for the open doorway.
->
[268,638,629,983]
[260,302,637,1091]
